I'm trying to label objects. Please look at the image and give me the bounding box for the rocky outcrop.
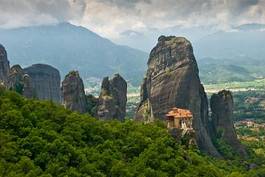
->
[7,65,34,98]
[61,71,87,113]
[0,44,10,84]
[24,64,61,103]
[135,36,221,157]
[22,74,34,99]
[210,90,247,157]
[97,74,127,121]
[7,65,24,92]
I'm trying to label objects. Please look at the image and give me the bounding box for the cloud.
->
[120,30,144,37]
[0,0,265,39]
[96,0,151,8]
[78,0,265,39]
[0,0,86,28]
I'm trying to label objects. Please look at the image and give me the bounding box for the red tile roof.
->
[166,108,192,119]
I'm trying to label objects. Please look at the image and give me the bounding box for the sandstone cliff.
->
[61,71,87,113]
[0,44,10,84]
[135,36,221,157]
[210,90,247,157]
[7,65,24,92]
[97,74,127,121]
[22,74,34,99]
[7,65,34,98]
[24,64,61,103]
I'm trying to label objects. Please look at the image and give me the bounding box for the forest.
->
[0,87,265,177]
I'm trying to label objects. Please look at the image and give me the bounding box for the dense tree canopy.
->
[0,88,264,177]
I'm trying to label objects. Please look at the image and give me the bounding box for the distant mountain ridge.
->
[1,22,265,86]
[0,22,148,86]
[194,28,265,59]
[234,23,265,31]
[194,24,265,84]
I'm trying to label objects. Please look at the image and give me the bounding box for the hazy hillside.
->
[0,22,148,85]
[194,24,265,59]
[197,56,265,84]
[194,24,265,84]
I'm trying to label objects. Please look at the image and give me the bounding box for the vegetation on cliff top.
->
[0,88,264,177]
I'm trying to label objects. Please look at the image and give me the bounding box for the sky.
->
[0,0,265,51]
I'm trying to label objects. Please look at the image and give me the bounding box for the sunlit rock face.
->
[24,64,61,103]
[61,71,87,113]
[210,90,248,157]
[97,74,127,121]
[136,36,221,157]
[0,44,10,84]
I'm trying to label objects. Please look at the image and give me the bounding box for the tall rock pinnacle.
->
[61,71,87,113]
[210,90,247,157]
[97,74,127,121]
[135,36,221,157]
[0,44,10,84]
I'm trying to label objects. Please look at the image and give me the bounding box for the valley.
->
[83,78,265,122]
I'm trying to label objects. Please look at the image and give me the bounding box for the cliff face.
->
[61,71,87,113]
[136,36,220,157]
[210,90,247,157]
[22,74,34,99]
[0,44,10,84]
[7,65,24,92]
[97,74,127,121]
[7,65,34,98]
[0,45,34,98]
[24,64,61,103]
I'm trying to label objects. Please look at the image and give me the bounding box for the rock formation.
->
[7,65,24,92]
[210,90,247,157]
[135,36,221,157]
[7,65,34,98]
[24,64,61,103]
[0,44,10,84]
[22,74,34,99]
[97,74,127,121]
[61,71,87,113]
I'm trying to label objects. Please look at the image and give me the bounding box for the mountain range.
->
[194,24,265,84]
[0,22,265,86]
[0,22,148,86]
